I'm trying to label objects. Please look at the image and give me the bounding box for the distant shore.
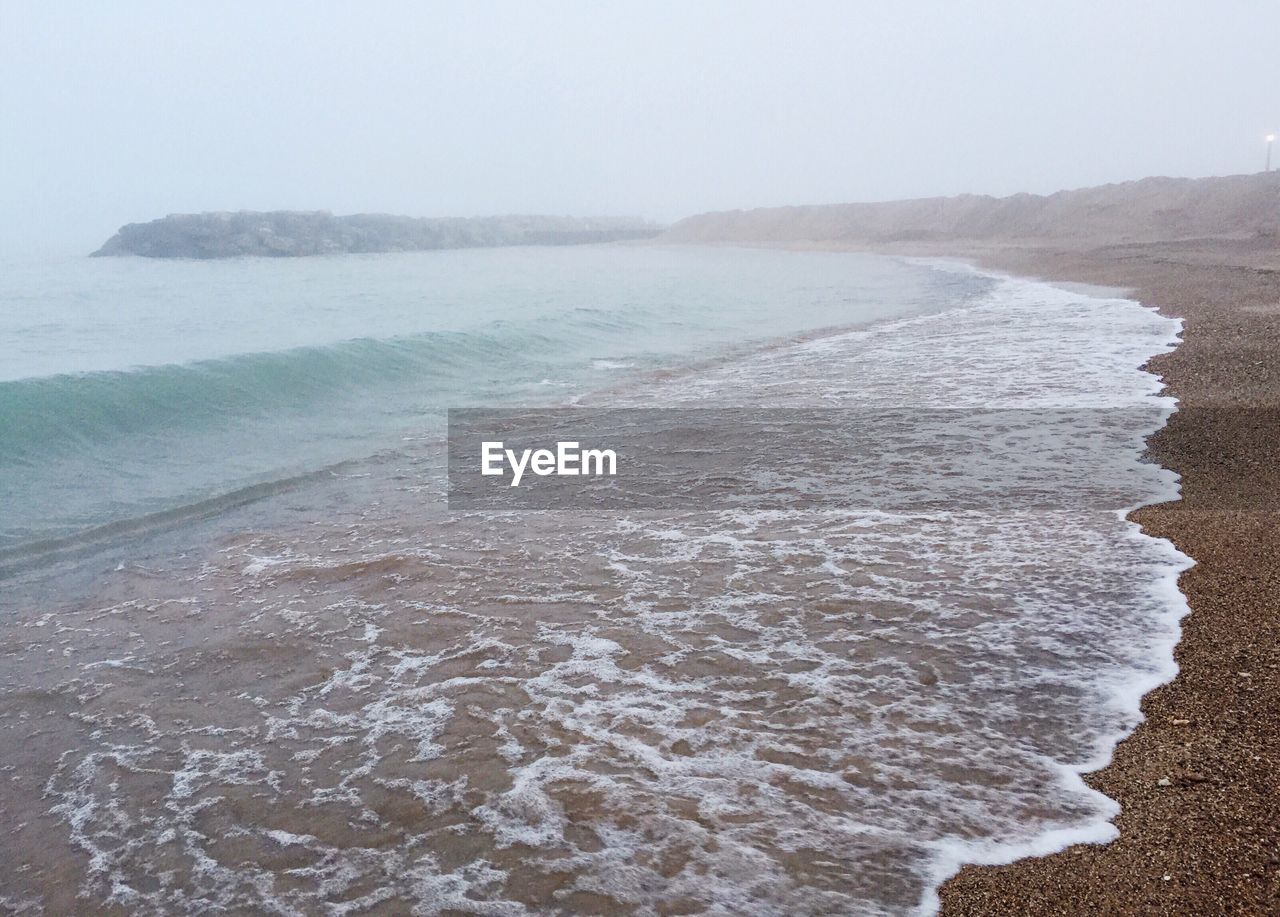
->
[894,238,1280,915]
[92,211,661,258]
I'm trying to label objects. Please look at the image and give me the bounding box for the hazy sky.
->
[3,1,1278,253]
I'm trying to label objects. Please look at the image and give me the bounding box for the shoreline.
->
[3,241,1274,911]
[891,239,1280,914]
[0,250,1216,913]
[894,257,1195,914]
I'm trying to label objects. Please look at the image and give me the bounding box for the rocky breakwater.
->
[92,211,662,258]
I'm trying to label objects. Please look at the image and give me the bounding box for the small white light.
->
[1269,134,1278,143]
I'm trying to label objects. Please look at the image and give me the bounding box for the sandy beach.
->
[920,239,1280,914]
[1,235,1273,915]
[0,246,1203,914]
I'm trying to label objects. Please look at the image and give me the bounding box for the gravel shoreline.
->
[922,239,1280,915]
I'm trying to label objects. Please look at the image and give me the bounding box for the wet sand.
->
[914,239,1280,914]
[3,238,1273,913]
[0,256,1193,915]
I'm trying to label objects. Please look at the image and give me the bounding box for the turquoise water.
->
[0,245,984,554]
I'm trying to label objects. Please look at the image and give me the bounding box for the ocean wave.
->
[0,324,612,462]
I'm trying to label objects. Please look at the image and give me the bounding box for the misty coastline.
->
[91,211,662,258]
[662,171,1280,248]
[7,2,1280,913]
[94,170,1280,262]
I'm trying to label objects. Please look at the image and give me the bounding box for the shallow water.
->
[0,252,1188,915]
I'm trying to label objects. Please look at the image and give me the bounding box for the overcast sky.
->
[3,1,1278,253]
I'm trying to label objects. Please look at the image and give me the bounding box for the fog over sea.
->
[0,246,1189,915]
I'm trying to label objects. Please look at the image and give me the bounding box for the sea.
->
[0,245,1190,915]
